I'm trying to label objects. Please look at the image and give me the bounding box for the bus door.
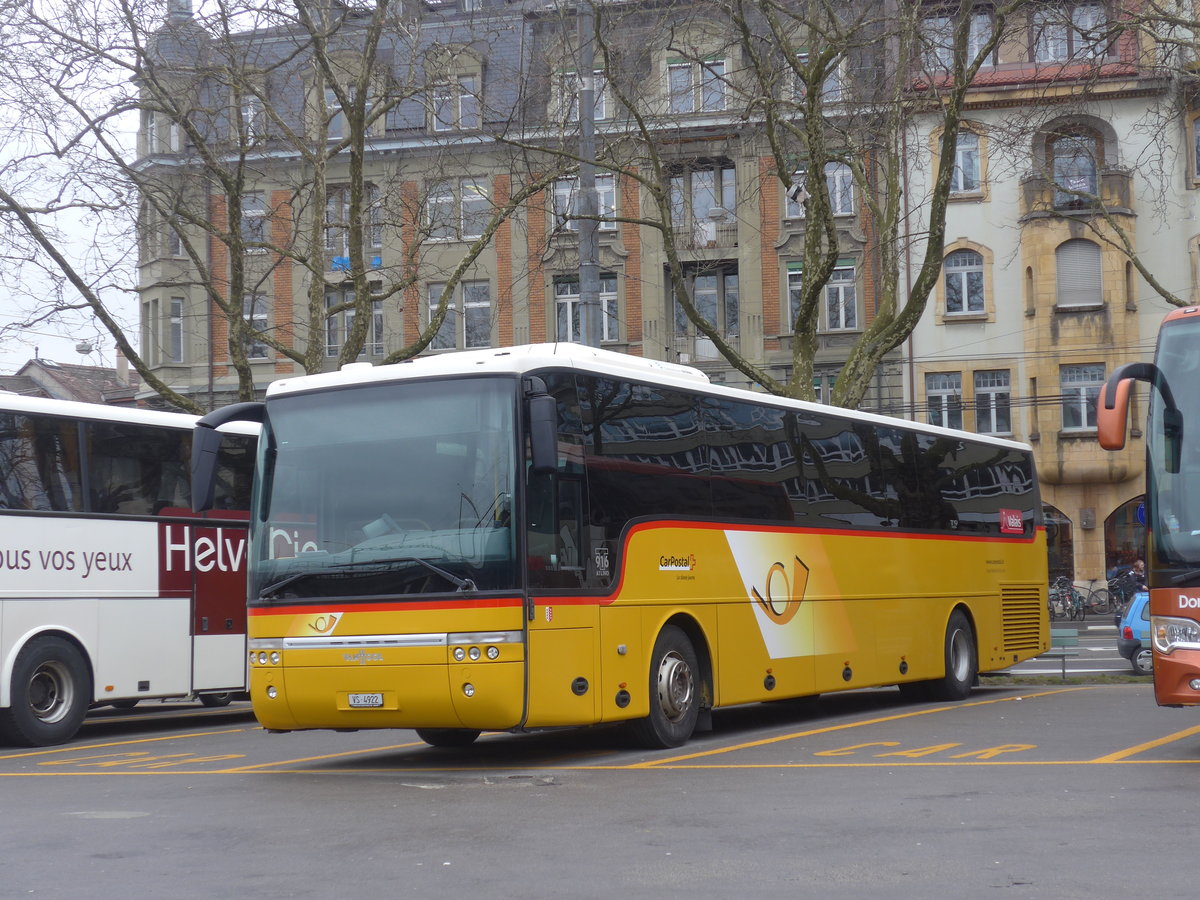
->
[159,515,249,692]
[525,462,599,726]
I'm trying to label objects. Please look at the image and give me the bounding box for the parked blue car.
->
[1117,591,1153,675]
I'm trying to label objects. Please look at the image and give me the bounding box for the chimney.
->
[115,348,130,385]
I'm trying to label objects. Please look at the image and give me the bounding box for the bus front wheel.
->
[0,636,92,747]
[416,728,481,748]
[631,625,700,749]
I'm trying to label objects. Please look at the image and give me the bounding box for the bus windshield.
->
[1148,316,1200,571]
[250,377,518,601]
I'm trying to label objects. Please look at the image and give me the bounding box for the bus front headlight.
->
[1152,616,1200,653]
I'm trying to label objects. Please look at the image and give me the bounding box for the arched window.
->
[1049,130,1101,209]
[1056,239,1103,307]
[1044,504,1075,582]
[1105,496,1146,577]
[945,249,985,314]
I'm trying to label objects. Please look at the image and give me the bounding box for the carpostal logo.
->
[659,553,697,572]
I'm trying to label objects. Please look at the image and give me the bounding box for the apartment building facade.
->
[136,0,1192,583]
[905,1,1192,582]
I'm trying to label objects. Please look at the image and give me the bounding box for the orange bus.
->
[1100,306,1200,707]
[193,344,1048,748]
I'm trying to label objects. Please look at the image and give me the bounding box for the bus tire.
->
[199,692,234,708]
[110,699,139,710]
[0,636,92,747]
[929,610,977,701]
[416,728,481,748]
[630,625,700,749]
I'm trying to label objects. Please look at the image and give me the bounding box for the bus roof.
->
[265,343,1030,454]
[0,393,258,436]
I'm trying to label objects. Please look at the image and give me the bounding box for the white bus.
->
[0,392,255,746]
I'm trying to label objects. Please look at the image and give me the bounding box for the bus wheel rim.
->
[655,651,694,723]
[949,629,971,682]
[29,662,73,724]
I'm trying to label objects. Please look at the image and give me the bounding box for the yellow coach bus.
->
[192,344,1048,749]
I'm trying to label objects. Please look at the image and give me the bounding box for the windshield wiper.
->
[258,556,476,600]
[258,570,339,600]
[381,556,477,592]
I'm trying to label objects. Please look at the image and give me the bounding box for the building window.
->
[1032,3,1108,62]
[952,132,981,193]
[812,371,838,404]
[555,273,619,343]
[1049,130,1100,208]
[240,96,263,142]
[425,178,489,241]
[242,294,268,359]
[787,262,858,331]
[552,174,617,232]
[785,162,854,217]
[974,370,1011,434]
[669,163,736,246]
[555,69,607,122]
[1193,117,1200,182]
[169,297,184,363]
[824,264,857,331]
[673,267,739,338]
[167,227,184,257]
[433,74,480,132]
[922,11,995,69]
[926,372,963,429]
[325,287,384,358]
[1061,363,1104,430]
[668,58,726,113]
[428,281,491,350]
[325,185,383,262]
[795,52,846,103]
[1056,238,1103,307]
[141,298,158,365]
[945,249,985,315]
[241,192,266,249]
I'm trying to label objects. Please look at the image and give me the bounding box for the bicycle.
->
[1082,579,1112,616]
[1049,576,1085,622]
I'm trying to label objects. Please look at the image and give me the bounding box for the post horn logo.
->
[306,612,342,635]
[751,556,809,626]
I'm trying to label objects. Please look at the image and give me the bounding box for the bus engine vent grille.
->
[1000,585,1044,653]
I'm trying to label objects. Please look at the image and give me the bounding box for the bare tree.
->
[0,0,566,410]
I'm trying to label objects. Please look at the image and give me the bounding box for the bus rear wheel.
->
[0,636,92,747]
[930,611,977,701]
[416,728,481,748]
[630,625,701,749]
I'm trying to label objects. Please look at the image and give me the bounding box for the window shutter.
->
[1056,239,1102,307]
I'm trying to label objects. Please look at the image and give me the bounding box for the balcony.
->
[675,213,738,251]
[1020,167,1133,218]
[673,332,737,364]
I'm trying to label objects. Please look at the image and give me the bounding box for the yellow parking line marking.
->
[629,688,1088,768]
[213,741,427,772]
[0,729,250,762]
[1090,723,1200,763]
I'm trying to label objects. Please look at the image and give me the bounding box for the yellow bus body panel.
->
[248,523,1047,733]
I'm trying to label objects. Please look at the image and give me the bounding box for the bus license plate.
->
[348,693,384,708]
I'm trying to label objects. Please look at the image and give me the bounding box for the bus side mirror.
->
[1097,378,1133,450]
[529,394,557,474]
[191,401,266,513]
[191,425,223,513]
